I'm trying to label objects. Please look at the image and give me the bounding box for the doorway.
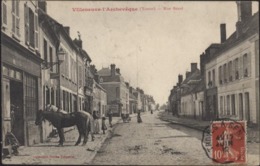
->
[10,80,24,145]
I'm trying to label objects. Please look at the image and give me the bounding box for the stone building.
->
[97,64,128,116]
[204,2,259,124]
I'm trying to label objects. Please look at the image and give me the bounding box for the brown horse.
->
[35,105,93,146]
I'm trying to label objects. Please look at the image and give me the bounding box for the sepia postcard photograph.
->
[1,0,259,165]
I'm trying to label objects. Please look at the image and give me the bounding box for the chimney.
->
[116,68,120,75]
[111,64,116,76]
[186,71,191,79]
[125,82,129,88]
[74,31,82,48]
[64,26,70,36]
[178,74,183,84]
[39,0,47,13]
[191,63,197,73]
[236,1,252,38]
[200,52,206,76]
[238,1,252,23]
[220,24,226,43]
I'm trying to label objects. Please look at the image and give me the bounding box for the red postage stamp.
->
[211,121,246,163]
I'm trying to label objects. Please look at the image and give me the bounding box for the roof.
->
[209,11,259,61]
[98,68,111,76]
[100,75,124,82]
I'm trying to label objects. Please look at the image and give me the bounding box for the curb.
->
[162,118,206,132]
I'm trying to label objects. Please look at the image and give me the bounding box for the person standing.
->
[93,110,100,134]
[107,109,113,127]
[137,109,142,123]
[101,115,107,134]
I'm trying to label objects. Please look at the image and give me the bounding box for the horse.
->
[35,105,94,146]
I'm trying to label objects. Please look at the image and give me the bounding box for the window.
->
[231,94,236,115]
[208,71,211,87]
[25,73,37,119]
[219,66,223,85]
[234,58,239,80]
[29,9,35,47]
[220,96,223,115]
[24,4,38,49]
[227,95,230,115]
[239,93,243,120]
[212,69,215,86]
[2,0,7,27]
[49,46,53,71]
[12,0,20,37]
[228,61,233,81]
[43,39,48,66]
[243,53,250,77]
[223,64,227,83]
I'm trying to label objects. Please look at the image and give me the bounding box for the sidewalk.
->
[2,116,123,165]
[158,111,259,143]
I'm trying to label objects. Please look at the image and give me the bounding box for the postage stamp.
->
[211,121,246,163]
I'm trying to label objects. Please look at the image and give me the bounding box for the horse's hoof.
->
[75,143,79,146]
[58,144,63,147]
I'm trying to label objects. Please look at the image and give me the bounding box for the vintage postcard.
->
[1,0,259,165]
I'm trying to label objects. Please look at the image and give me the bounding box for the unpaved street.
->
[91,111,215,165]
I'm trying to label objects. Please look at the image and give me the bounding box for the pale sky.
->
[47,1,259,105]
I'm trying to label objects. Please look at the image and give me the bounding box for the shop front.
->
[2,35,42,146]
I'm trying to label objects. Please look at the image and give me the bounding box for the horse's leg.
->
[82,120,90,146]
[57,128,63,146]
[75,124,82,146]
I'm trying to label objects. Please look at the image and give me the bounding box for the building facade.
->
[205,2,259,124]
[2,0,42,146]
[98,64,127,116]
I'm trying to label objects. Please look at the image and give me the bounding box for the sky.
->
[47,1,259,105]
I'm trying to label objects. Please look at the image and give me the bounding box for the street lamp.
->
[42,48,66,108]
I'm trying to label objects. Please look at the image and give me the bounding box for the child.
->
[101,115,107,134]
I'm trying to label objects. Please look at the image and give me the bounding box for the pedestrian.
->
[107,109,113,127]
[137,109,142,123]
[93,110,100,134]
[101,115,107,134]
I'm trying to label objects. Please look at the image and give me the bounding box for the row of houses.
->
[1,0,155,147]
[168,1,259,125]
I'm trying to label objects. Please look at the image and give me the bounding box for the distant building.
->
[180,63,204,119]
[129,87,138,114]
[98,64,128,116]
[92,76,107,117]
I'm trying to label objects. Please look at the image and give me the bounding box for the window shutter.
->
[248,52,251,76]
[2,2,7,25]
[24,4,29,45]
[12,13,15,33]
[34,12,39,49]
[239,56,243,79]
[16,17,20,37]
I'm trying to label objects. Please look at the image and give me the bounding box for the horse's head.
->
[35,109,44,125]
[46,104,58,112]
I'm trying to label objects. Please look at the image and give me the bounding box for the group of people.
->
[92,109,113,135]
[92,108,143,135]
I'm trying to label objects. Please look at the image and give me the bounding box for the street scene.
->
[1,0,259,165]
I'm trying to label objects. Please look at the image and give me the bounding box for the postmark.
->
[201,119,246,164]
